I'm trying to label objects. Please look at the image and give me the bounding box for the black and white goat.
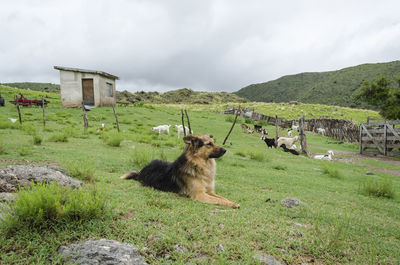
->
[261,135,276,148]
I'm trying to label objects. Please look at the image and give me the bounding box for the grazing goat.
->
[175,125,193,138]
[317,128,326,136]
[313,150,334,160]
[241,123,250,132]
[260,128,268,135]
[261,135,276,148]
[277,136,299,148]
[254,124,262,132]
[280,144,299,155]
[152,125,171,136]
[292,125,299,132]
[287,129,293,136]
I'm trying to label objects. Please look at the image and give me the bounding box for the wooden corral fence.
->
[359,120,400,156]
[224,106,359,142]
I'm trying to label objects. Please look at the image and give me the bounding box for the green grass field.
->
[0,86,399,264]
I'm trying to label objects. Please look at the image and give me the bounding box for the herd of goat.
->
[150,123,334,160]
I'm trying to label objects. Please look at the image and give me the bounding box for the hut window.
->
[106,82,113,97]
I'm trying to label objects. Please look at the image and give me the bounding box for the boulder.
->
[281,197,305,208]
[0,165,83,192]
[58,239,148,265]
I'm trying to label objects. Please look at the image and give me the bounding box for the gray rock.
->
[58,239,148,265]
[0,192,15,202]
[0,165,83,192]
[253,254,284,265]
[215,244,225,252]
[281,197,305,208]
[366,171,374,175]
[173,244,186,253]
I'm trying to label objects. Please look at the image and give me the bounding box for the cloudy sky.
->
[1,0,400,92]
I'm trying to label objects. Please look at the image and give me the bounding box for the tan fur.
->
[181,134,239,208]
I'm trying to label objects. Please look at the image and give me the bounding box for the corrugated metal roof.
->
[54,66,119,80]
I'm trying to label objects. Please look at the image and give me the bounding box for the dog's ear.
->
[183,135,204,147]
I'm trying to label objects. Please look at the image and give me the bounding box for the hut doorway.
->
[82,79,94,105]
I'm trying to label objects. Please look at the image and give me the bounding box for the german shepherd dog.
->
[121,134,239,208]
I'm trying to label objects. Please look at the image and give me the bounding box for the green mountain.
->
[235,60,400,109]
[1,82,60,93]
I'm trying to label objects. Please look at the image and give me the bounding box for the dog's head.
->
[183,134,226,159]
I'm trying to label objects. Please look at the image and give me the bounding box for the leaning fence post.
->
[112,104,120,132]
[184,109,192,134]
[181,110,186,136]
[42,97,46,126]
[299,115,308,154]
[222,106,240,145]
[81,102,89,129]
[359,124,363,154]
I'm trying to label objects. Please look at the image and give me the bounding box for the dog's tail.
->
[120,170,140,180]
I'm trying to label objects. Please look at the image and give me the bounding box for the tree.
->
[355,76,400,120]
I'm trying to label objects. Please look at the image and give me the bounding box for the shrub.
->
[103,132,123,147]
[32,134,43,145]
[0,182,108,234]
[245,118,254,124]
[0,119,20,129]
[0,141,6,154]
[321,164,342,179]
[64,160,96,183]
[225,116,235,123]
[361,177,395,199]
[49,132,68,142]
[21,123,38,135]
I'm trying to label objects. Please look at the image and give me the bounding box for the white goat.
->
[8,118,17,123]
[175,125,193,138]
[290,144,297,150]
[277,136,299,148]
[317,128,326,136]
[292,125,299,132]
[287,130,293,136]
[152,125,171,136]
[313,150,334,160]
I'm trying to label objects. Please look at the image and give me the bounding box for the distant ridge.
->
[234,60,400,109]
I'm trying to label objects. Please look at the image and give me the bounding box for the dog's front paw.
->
[230,203,240,209]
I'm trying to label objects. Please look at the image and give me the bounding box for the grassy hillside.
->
[116,88,248,104]
[235,60,400,109]
[1,82,60,93]
[0,86,398,264]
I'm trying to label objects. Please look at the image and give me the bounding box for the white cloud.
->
[1,0,399,92]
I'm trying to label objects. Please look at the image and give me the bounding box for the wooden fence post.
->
[222,107,240,145]
[112,105,120,132]
[181,110,186,136]
[299,115,308,154]
[16,96,22,124]
[42,97,46,127]
[275,115,278,142]
[359,124,363,154]
[184,109,192,134]
[384,122,387,156]
[81,102,89,129]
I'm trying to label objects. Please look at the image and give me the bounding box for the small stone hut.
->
[54,66,119,107]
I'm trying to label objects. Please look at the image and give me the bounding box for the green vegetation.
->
[355,76,400,119]
[360,177,395,199]
[235,60,400,109]
[0,85,399,264]
[1,82,60,93]
[116,88,248,104]
[1,182,108,235]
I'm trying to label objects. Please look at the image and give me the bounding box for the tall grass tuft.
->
[18,146,32,156]
[360,177,395,199]
[130,149,156,168]
[64,160,96,183]
[103,132,123,147]
[321,164,342,179]
[248,151,268,162]
[32,134,43,145]
[0,182,109,234]
[49,132,68,142]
